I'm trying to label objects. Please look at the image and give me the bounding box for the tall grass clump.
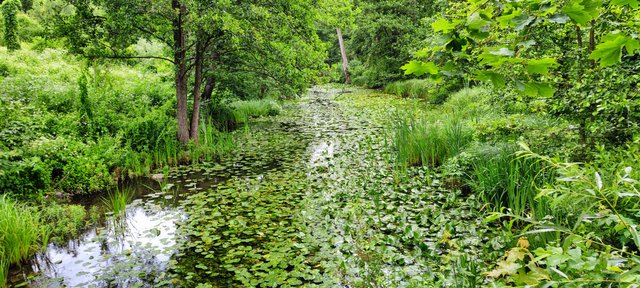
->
[101,188,133,217]
[393,113,473,168]
[0,195,48,285]
[189,119,235,163]
[468,143,554,219]
[0,258,7,288]
[205,99,281,130]
[228,99,281,123]
[384,79,433,99]
[441,87,493,119]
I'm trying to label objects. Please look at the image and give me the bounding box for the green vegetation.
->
[207,99,282,130]
[393,113,472,168]
[0,196,48,280]
[1,0,21,51]
[384,79,451,104]
[227,99,281,123]
[468,143,553,218]
[40,203,87,244]
[101,189,133,218]
[1,0,640,286]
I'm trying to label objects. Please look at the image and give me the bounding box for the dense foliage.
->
[1,0,640,286]
[1,0,21,50]
[402,0,640,147]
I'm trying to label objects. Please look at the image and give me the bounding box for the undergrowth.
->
[0,195,48,281]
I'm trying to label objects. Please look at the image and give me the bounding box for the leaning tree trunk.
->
[202,77,215,101]
[190,39,205,142]
[336,27,351,84]
[172,0,190,144]
[201,52,219,101]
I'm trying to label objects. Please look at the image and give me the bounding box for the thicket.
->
[0,47,180,199]
[391,84,640,285]
[402,0,640,148]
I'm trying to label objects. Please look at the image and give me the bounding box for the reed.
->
[228,99,281,119]
[393,113,473,169]
[469,143,553,219]
[0,195,47,277]
[0,258,7,288]
[101,188,133,217]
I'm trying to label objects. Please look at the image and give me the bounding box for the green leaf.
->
[548,14,570,23]
[475,71,506,87]
[611,0,639,9]
[466,13,491,38]
[520,82,556,97]
[512,14,535,31]
[432,18,457,33]
[466,13,491,31]
[589,34,640,67]
[562,0,602,25]
[401,61,438,76]
[497,9,519,28]
[527,58,559,75]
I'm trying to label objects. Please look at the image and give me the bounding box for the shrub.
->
[124,108,173,152]
[0,62,9,77]
[60,155,113,194]
[441,87,492,117]
[207,102,239,131]
[1,0,21,51]
[41,203,86,244]
[0,153,50,200]
[521,144,640,249]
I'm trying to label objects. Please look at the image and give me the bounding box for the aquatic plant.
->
[0,195,48,281]
[468,143,553,219]
[189,119,234,163]
[384,79,433,99]
[393,113,473,168]
[0,258,7,288]
[101,189,133,218]
[227,99,282,123]
[41,203,87,244]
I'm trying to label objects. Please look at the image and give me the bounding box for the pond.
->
[10,87,504,287]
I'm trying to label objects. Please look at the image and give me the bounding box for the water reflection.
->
[28,201,181,287]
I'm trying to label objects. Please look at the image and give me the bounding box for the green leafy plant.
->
[41,203,87,244]
[0,195,48,286]
[519,143,640,249]
[403,0,640,146]
[1,0,21,51]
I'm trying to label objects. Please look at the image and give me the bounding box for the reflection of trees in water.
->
[97,248,166,288]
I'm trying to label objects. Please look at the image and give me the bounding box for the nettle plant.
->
[403,0,640,145]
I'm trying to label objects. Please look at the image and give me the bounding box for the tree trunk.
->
[201,52,219,101]
[589,20,595,52]
[336,27,351,84]
[576,26,582,48]
[172,0,189,144]
[589,20,596,67]
[202,77,215,101]
[190,38,205,142]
